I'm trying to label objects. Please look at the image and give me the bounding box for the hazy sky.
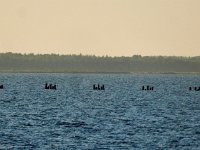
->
[0,0,200,56]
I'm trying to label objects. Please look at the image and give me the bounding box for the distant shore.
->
[0,70,200,75]
[0,53,200,74]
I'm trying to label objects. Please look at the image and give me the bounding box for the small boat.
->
[0,85,3,89]
[45,83,56,90]
[101,85,105,90]
[93,84,105,90]
[189,86,200,91]
[45,83,50,89]
[50,84,56,90]
[142,85,154,91]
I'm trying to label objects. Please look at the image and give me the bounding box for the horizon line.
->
[0,52,200,58]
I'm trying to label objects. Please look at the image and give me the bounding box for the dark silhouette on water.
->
[142,85,154,91]
[45,83,49,89]
[45,83,56,90]
[0,85,3,89]
[101,84,105,90]
[93,84,105,90]
[189,86,200,91]
[142,86,145,90]
[93,84,96,90]
[195,87,200,91]
[50,84,57,90]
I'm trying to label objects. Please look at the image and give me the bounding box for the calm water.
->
[0,73,200,150]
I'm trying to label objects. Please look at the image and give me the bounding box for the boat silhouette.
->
[93,84,105,90]
[45,83,56,90]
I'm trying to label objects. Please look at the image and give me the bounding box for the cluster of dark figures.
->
[45,83,57,90]
[142,85,154,91]
[93,84,105,90]
[189,86,200,91]
[0,84,199,92]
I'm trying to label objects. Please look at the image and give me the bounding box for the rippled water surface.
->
[0,73,200,149]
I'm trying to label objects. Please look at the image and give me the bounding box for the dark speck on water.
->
[0,73,200,149]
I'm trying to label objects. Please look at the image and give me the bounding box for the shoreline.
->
[0,71,200,75]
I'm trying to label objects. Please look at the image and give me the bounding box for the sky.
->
[0,0,200,56]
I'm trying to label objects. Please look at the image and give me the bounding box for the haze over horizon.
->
[0,0,200,57]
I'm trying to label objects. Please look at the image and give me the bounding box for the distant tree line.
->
[0,52,199,73]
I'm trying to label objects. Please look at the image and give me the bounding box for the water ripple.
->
[0,73,199,149]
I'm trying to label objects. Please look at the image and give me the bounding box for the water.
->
[0,73,200,149]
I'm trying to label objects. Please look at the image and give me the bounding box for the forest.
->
[0,52,199,73]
